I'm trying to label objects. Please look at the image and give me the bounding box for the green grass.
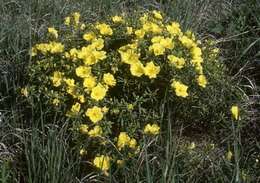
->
[0,0,259,182]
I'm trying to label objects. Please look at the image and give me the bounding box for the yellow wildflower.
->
[119,49,140,65]
[73,12,80,25]
[231,105,239,120]
[52,98,60,106]
[197,74,207,88]
[112,16,124,23]
[96,23,113,36]
[160,37,174,49]
[102,106,109,113]
[71,102,81,114]
[152,10,163,20]
[188,142,196,150]
[171,80,188,98]
[117,132,131,150]
[48,27,58,38]
[166,22,182,36]
[144,124,160,135]
[88,125,103,137]
[91,38,104,50]
[83,76,96,90]
[79,124,88,134]
[91,83,107,101]
[80,23,86,30]
[116,160,125,167]
[86,106,104,123]
[52,71,63,87]
[103,73,116,87]
[226,150,233,161]
[129,138,137,149]
[135,29,145,39]
[75,66,91,78]
[83,32,96,41]
[179,36,195,48]
[144,61,160,79]
[77,95,85,103]
[130,62,144,77]
[167,55,185,69]
[126,27,133,35]
[93,155,111,171]
[79,148,87,156]
[64,78,75,87]
[64,17,70,26]
[149,43,165,56]
[21,87,29,97]
[127,104,134,110]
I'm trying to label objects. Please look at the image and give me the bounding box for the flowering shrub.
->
[27,10,224,174]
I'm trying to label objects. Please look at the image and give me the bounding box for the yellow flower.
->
[103,73,116,87]
[48,27,58,38]
[130,62,144,77]
[197,74,207,88]
[160,38,174,49]
[79,148,87,156]
[21,87,29,97]
[73,12,80,25]
[144,61,160,79]
[152,10,163,20]
[91,38,105,50]
[83,76,96,90]
[144,124,160,135]
[166,22,182,36]
[117,132,131,150]
[127,104,134,110]
[135,29,145,39]
[79,124,88,134]
[88,125,103,137]
[71,102,81,114]
[52,71,63,87]
[83,32,96,41]
[30,47,37,57]
[119,49,140,65]
[52,98,60,106]
[90,83,107,101]
[64,78,75,87]
[64,17,70,26]
[188,142,196,150]
[191,46,202,59]
[80,23,86,30]
[126,27,133,35]
[149,43,165,56]
[129,138,137,149]
[93,155,111,171]
[77,95,85,103]
[226,150,233,161]
[112,16,124,23]
[96,23,113,36]
[179,36,195,49]
[75,66,91,78]
[116,160,125,167]
[171,80,188,98]
[86,106,104,123]
[167,55,185,69]
[117,132,137,150]
[102,106,109,113]
[231,105,239,120]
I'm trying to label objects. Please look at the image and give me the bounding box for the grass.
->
[0,0,260,182]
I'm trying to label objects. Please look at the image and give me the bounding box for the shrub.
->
[26,10,241,175]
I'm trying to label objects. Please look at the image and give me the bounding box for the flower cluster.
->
[28,10,213,174]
